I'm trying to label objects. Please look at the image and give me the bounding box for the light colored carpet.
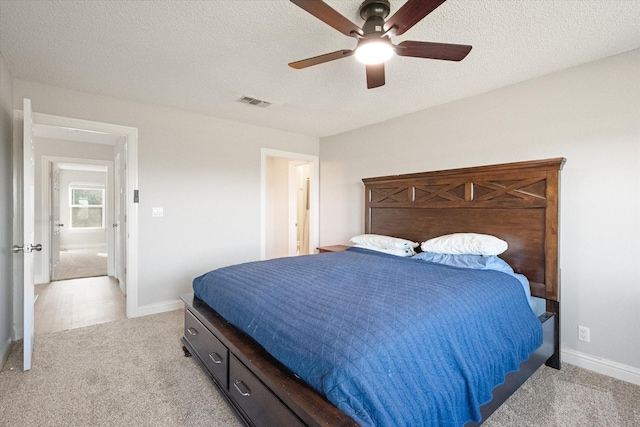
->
[53,248,108,281]
[1,309,638,426]
[483,364,640,426]
[0,310,241,427]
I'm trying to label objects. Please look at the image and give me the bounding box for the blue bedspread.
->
[193,248,542,427]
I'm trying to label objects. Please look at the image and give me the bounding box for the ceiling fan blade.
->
[290,0,363,37]
[366,63,385,89]
[395,41,472,61]
[289,50,354,69]
[384,0,447,36]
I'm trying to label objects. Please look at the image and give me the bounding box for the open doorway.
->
[34,143,117,286]
[48,161,109,282]
[262,149,319,260]
[15,101,139,369]
[27,113,138,326]
[33,136,125,335]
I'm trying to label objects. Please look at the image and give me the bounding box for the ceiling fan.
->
[288,0,472,89]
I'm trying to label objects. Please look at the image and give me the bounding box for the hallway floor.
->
[34,276,125,335]
[52,247,108,281]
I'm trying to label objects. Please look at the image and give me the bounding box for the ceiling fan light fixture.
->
[354,38,394,65]
[288,0,472,88]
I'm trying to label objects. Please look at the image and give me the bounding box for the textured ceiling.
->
[1,0,639,138]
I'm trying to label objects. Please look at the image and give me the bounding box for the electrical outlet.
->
[578,326,590,343]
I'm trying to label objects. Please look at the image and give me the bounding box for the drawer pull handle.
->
[186,327,198,336]
[208,352,222,364]
[233,380,251,397]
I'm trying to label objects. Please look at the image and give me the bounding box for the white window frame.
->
[69,184,106,230]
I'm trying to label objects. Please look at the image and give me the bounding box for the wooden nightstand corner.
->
[317,245,351,253]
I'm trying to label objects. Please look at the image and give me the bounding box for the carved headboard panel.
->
[362,158,565,303]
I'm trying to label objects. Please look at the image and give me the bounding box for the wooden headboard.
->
[362,158,566,307]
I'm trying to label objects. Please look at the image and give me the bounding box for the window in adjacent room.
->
[69,185,105,229]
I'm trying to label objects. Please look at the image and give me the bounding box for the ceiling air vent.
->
[237,96,272,108]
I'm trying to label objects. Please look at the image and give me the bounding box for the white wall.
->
[320,49,640,383]
[0,53,14,364]
[13,80,319,308]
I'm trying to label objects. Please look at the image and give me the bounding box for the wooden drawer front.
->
[229,356,305,427]
[185,309,229,388]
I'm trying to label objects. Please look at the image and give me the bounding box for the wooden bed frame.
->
[182,157,566,427]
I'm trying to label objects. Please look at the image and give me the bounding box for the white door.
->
[50,163,61,280]
[114,152,126,291]
[290,162,312,256]
[16,98,39,371]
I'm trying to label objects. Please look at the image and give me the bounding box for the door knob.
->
[12,244,42,253]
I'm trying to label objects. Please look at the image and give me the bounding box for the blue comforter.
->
[193,248,542,426]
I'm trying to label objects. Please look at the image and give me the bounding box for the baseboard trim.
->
[0,336,12,370]
[133,299,183,318]
[562,348,640,386]
[60,244,108,250]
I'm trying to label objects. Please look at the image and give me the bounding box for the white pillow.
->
[349,234,418,250]
[353,245,416,257]
[420,233,508,256]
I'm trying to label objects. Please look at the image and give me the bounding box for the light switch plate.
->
[152,207,163,217]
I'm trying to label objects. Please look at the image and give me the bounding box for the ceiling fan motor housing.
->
[359,0,391,36]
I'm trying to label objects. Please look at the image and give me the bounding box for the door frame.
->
[113,151,126,292]
[261,149,319,260]
[49,162,61,282]
[13,110,139,332]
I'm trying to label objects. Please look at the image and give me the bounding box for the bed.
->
[181,157,565,426]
